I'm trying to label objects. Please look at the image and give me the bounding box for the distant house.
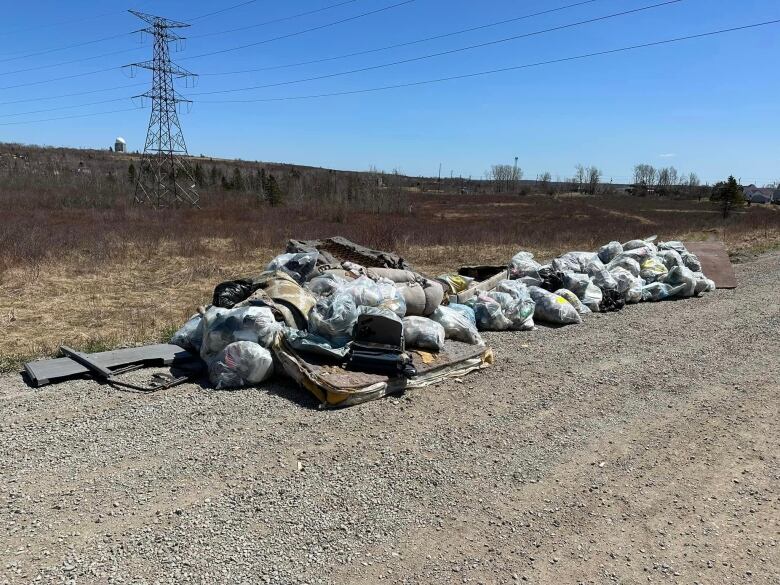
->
[743,184,774,204]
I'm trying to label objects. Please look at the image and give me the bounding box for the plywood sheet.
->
[684,241,737,289]
[25,344,198,387]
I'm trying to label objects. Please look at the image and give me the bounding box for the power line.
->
[0,82,146,106]
[0,96,132,119]
[190,0,362,39]
[0,65,119,91]
[200,0,603,77]
[0,46,141,78]
[181,0,417,62]
[0,32,133,64]
[193,0,683,97]
[0,106,144,127]
[188,0,262,22]
[195,18,780,104]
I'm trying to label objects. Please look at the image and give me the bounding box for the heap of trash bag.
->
[171,236,715,390]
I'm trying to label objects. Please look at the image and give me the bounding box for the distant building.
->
[114,137,127,153]
[743,184,774,204]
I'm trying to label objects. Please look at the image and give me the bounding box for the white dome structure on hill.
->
[114,137,127,153]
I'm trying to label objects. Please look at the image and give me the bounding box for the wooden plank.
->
[453,269,509,304]
[684,241,737,289]
[24,344,198,388]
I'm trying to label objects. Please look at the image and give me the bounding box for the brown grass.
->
[2,189,780,372]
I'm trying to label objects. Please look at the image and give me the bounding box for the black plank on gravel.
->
[685,241,738,289]
[24,344,199,388]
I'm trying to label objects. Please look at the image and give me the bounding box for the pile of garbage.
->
[171,236,715,391]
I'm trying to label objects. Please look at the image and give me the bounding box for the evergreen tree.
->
[209,166,219,187]
[231,167,244,191]
[266,173,283,206]
[193,163,204,187]
[221,175,231,190]
[711,176,744,218]
[127,162,136,185]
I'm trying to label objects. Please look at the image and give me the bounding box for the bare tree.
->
[538,171,553,195]
[633,164,657,195]
[574,164,587,192]
[487,164,522,193]
[586,166,602,195]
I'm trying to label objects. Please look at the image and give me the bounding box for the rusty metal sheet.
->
[684,241,737,289]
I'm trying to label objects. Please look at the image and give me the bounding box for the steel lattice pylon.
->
[128,10,199,208]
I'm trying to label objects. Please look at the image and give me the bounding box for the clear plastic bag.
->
[528,286,582,325]
[583,258,618,291]
[468,294,512,331]
[641,282,686,302]
[447,303,476,327]
[200,306,281,362]
[624,236,658,254]
[430,306,483,345]
[681,252,702,272]
[282,328,351,360]
[563,272,602,312]
[495,280,536,329]
[171,313,203,352]
[609,267,643,304]
[509,251,542,280]
[337,276,406,317]
[554,289,591,315]
[639,257,669,283]
[607,255,641,277]
[598,241,623,264]
[658,240,687,253]
[658,249,684,270]
[692,272,716,294]
[305,273,349,297]
[662,266,697,298]
[308,294,359,348]
[208,341,274,390]
[554,251,598,273]
[266,252,319,283]
[403,316,446,352]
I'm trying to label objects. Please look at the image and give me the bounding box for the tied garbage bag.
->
[682,252,702,272]
[639,257,669,283]
[447,303,477,327]
[171,313,203,352]
[338,276,406,317]
[692,272,716,294]
[283,328,351,361]
[554,289,591,315]
[641,282,686,302]
[509,251,542,280]
[266,252,319,283]
[403,316,445,352]
[583,258,618,291]
[528,286,582,325]
[607,254,641,277]
[623,235,658,254]
[552,251,598,273]
[213,279,257,309]
[598,241,623,264]
[430,306,483,345]
[306,273,348,297]
[563,272,602,312]
[662,266,697,298]
[658,249,684,270]
[308,295,359,348]
[208,341,274,390]
[495,280,536,329]
[200,306,281,362]
[609,267,643,304]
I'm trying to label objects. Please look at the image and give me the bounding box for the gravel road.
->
[1,252,778,585]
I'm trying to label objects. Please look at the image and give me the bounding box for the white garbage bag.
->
[528,286,582,325]
[208,341,274,390]
[403,316,446,351]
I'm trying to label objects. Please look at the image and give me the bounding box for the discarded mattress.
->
[275,336,493,408]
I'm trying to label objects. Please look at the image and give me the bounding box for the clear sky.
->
[1,0,778,184]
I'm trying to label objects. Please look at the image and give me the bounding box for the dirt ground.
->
[0,252,778,584]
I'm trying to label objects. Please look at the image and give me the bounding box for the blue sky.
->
[1,0,778,184]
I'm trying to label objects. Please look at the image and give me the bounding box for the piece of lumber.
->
[684,241,737,289]
[24,344,199,388]
[452,269,509,304]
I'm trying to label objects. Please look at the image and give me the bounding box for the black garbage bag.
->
[537,266,566,293]
[599,288,626,313]
[212,279,258,309]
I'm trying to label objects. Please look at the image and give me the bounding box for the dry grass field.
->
[2,189,779,371]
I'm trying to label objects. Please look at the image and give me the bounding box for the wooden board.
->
[24,344,199,387]
[684,241,737,289]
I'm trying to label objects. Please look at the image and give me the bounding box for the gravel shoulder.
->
[1,252,778,585]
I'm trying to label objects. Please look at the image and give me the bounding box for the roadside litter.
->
[24,236,723,407]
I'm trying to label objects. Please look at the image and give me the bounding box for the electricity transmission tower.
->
[127,10,199,208]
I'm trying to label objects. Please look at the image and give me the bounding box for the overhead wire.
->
[0,82,146,106]
[190,0,362,39]
[192,0,683,96]
[200,0,603,76]
[194,19,780,104]
[6,18,780,125]
[188,0,263,22]
[181,0,417,61]
[0,96,134,119]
